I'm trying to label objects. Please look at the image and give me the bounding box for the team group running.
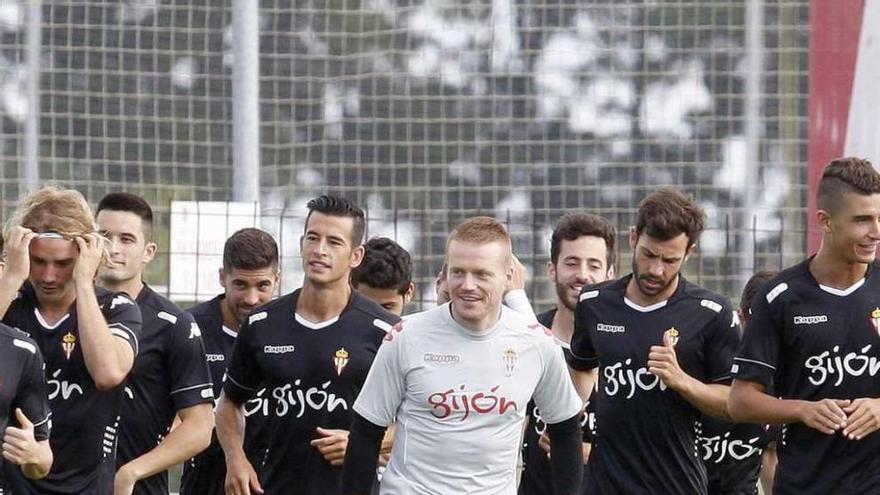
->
[0,156,878,495]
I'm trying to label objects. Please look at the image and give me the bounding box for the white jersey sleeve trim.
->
[732,356,776,370]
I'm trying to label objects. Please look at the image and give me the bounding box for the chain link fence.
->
[1,0,810,304]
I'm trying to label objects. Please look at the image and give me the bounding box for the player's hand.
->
[582,442,592,463]
[224,455,263,495]
[507,254,527,292]
[113,465,138,495]
[842,398,880,440]
[647,330,690,391]
[2,409,42,468]
[2,227,37,283]
[73,233,105,284]
[796,398,850,434]
[310,427,350,466]
[378,452,391,467]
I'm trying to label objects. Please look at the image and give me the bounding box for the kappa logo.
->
[597,323,625,334]
[206,354,225,362]
[334,348,350,375]
[264,344,296,354]
[793,315,828,325]
[110,295,133,310]
[423,353,461,365]
[188,322,202,339]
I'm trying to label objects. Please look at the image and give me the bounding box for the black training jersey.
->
[518,309,592,495]
[2,282,142,495]
[223,289,400,495]
[0,323,51,495]
[180,295,270,495]
[570,275,739,495]
[699,415,771,495]
[732,260,880,495]
[116,284,214,495]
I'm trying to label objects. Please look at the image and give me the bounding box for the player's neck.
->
[297,280,351,322]
[809,248,869,289]
[36,292,76,324]
[100,276,145,300]
[551,304,574,344]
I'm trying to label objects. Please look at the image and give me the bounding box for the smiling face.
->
[820,192,880,265]
[300,211,364,287]
[548,235,613,311]
[96,209,156,286]
[446,239,511,332]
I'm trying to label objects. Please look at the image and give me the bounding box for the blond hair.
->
[446,216,512,258]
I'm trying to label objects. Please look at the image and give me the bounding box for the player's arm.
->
[503,254,538,323]
[115,402,214,495]
[728,379,848,434]
[568,367,596,403]
[217,392,263,495]
[0,227,38,319]
[4,343,53,480]
[74,234,137,390]
[342,324,407,493]
[217,316,266,495]
[648,328,731,420]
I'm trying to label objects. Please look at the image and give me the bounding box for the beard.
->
[554,279,579,312]
[631,258,677,297]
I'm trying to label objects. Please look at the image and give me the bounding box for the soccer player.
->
[569,188,740,495]
[180,228,280,495]
[729,157,880,494]
[0,186,142,494]
[698,270,778,495]
[351,237,414,316]
[519,212,616,495]
[0,320,53,492]
[217,195,400,495]
[342,216,585,495]
[95,193,214,495]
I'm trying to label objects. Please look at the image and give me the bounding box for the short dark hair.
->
[96,192,154,239]
[305,195,366,246]
[550,213,616,266]
[351,237,412,294]
[223,228,279,271]
[740,269,778,314]
[817,157,880,213]
[635,188,706,247]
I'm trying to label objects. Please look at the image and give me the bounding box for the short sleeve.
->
[532,339,583,424]
[703,300,742,383]
[568,295,599,371]
[14,341,51,441]
[223,315,264,404]
[352,323,406,427]
[731,283,784,389]
[103,293,143,356]
[166,312,214,410]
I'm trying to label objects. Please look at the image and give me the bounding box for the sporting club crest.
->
[62,332,76,360]
[334,347,350,375]
[871,308,880,337]
[664,327,680,347]
[503,348,518,377]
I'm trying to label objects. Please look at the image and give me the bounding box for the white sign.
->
[169,201,260,300]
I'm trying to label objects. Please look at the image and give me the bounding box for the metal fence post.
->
[232,0,261,203]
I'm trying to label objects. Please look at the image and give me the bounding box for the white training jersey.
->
[354,303,582,495]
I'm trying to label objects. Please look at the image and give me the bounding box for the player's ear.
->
[606,263,615,279]
[817,209,833,233]
[218,268,227,288]
[350,244,365,269]
[404,282,415,304]
[143,241,158,264]
[628,227,638,249]
[546,260,556,282]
